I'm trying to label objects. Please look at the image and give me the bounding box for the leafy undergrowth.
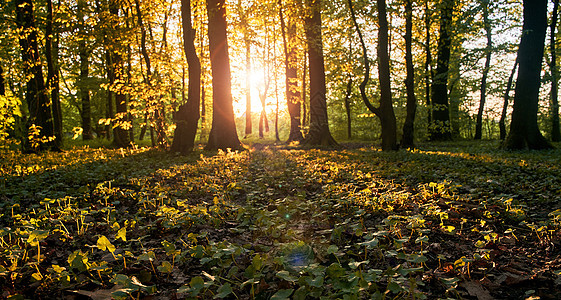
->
[1,141,561,299]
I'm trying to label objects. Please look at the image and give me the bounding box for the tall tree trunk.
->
[550,0,560,142]
[302,52,308,132]
[499,57,518,140]
[348,0,396,150]
[244,36,252,137]
[109,0,130,148]
[16,0,57,152]
[205,0,242,150]
[47,0,62,146]
[475,0,492,140]
[280,0,304,143]
[302,0,337,146]
[401,0,417,148]
[344,77,353,140]
[0,64,5,96]
[171,0,201,154]
[503,0,553,150]
[425,0,434,129]
[78,0,93,141]
[430,0,454,141]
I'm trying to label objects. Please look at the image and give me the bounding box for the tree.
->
[503,0,553,150]
[430,0,455,141]
[474,0,493,140]
[46,0,62,145]
[302,0,337,146]
[401,0,417,148]
[550,0,560,142]
[280,0,304,143]
[170,0,201,154]
[78,0,93,140]
[205,0,243,150]
[348,0,397,150]
[499,57,518,140]
[108,0,130,148]
[16,0,57,152]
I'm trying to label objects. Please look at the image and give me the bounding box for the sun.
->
[232,68,270,117]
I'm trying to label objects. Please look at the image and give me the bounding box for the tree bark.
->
[16,0,57,152]
[503,0,553,150]
[244,35,252,137]
[499,57,518,140]
[401,0,417,148]
[171,0,201,154]
[302,0,337,146]
[46,0,62,146]
[109,0,130,148]
[344,77,353,140]
[348,0,396,150]
[550,0,560,142]
[0,64,5,96]
[475,0,492,140]
[78,0,93,141]
[205,0,243,150]
[430,0,454,141]
[280,0,304,143]
[424,0,434,129]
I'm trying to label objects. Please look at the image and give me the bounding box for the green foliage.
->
[0,141,560,298]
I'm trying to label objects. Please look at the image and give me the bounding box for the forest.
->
[1,0,561,298]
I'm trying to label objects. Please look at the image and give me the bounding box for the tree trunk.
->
[550,0,560,142]
[430,0,454,141]
[425,0,434,129]
[0,64,5,96]
[109,0,130,148]
[205,0,242,150]
[301,0,337,146]
[344,77,352,140]
[401,0,417,148]
[475,0,492,140]
[499,57,518,140]
[16,0,57,152]
[348,0,396,150]
[78,0,93,141]
[302,52,308,132]
[280,0,304,143]
[171,0,201,154]
[503,0,553,150]
[46,0,62,146]
[244,36,252,137]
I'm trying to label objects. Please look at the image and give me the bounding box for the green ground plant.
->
[0,141,560,299]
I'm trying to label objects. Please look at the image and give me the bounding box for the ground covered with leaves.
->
[1,141,561,299]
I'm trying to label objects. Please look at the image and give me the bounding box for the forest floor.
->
[1,140,561,299]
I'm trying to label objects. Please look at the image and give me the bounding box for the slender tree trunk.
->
[171,0,201,154]
[475,0,492,140]
[425,0,434,129]
[348,0,396,150]
[401,0,417,148]
[47,0,62,146]
[301,0,337,146]
[550,0,560,142]
[244,36,252,137]
[302,52,308,132]
[0,64,5,96]
[205,0,242,150]
[499,57,518,140]
[78,0,93,141]
[503,0,553,149]
[280,0,303,142]
[344,77,353,139]
[16,0,57,152]
[430,0,454,141]
[109,0,130,148]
